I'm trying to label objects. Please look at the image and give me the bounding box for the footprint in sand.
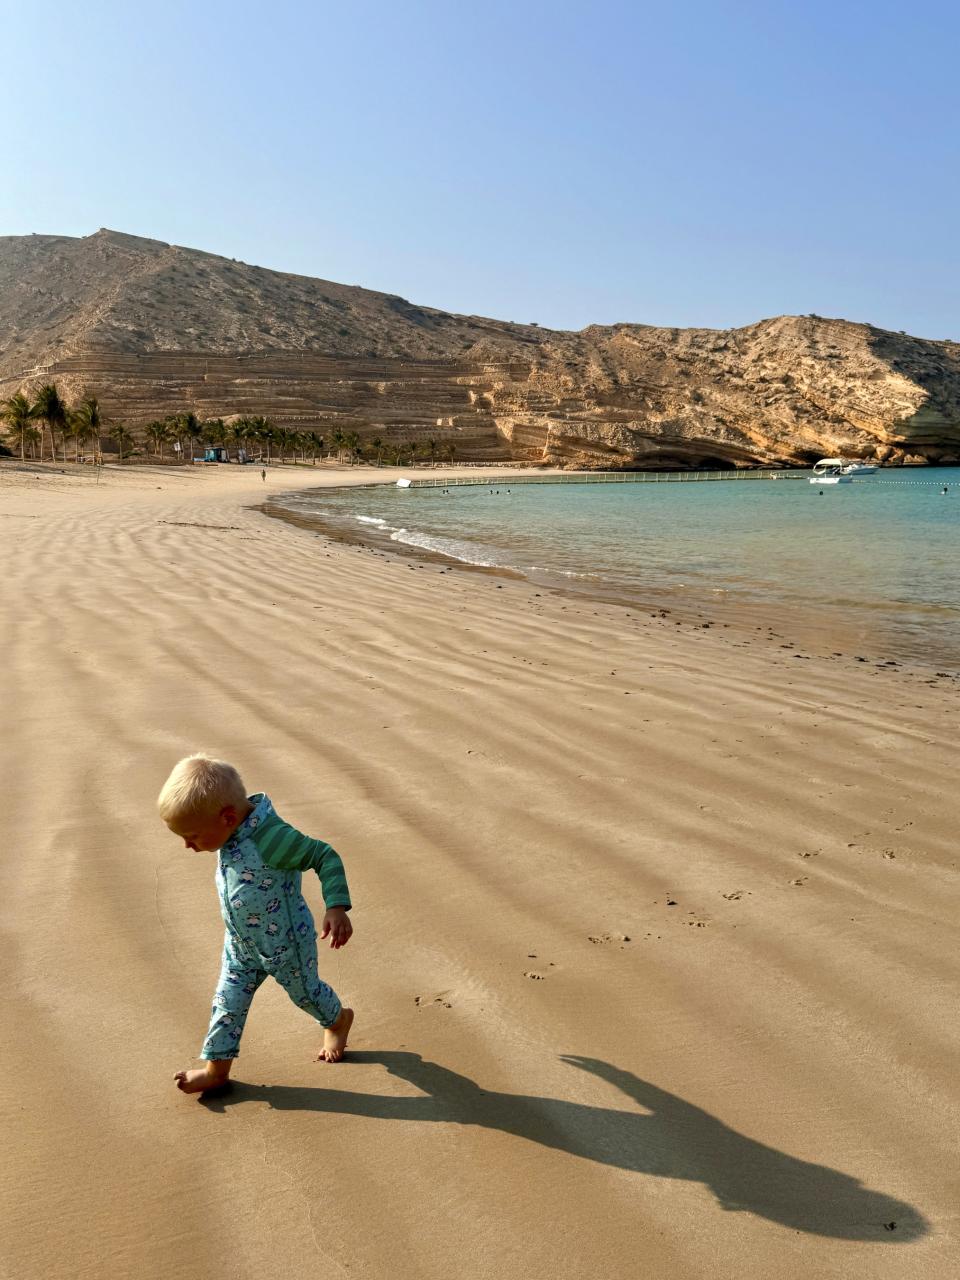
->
[523,971,546,980]
[414,993,452,1009]
[684,913,709,928]
[587,933,632,945]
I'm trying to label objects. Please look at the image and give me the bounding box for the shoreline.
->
[261,474,960,685]
[5,452,959,679]
[2,457,956,1279]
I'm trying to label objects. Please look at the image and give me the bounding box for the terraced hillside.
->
[2,228,959,466]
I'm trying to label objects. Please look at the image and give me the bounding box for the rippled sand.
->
[1,460,957,1279]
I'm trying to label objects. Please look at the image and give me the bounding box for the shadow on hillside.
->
[201,1051,927,1241]
[868,325,960,387]
[867,328,960,459]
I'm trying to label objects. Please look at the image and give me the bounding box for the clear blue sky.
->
[4,0,958,337]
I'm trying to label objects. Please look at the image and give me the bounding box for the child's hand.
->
[320,907,352,949]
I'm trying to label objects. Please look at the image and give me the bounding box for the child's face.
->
[167,805,240,853]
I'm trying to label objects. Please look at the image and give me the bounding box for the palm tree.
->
[274,426,292,464]
[72,397,104,463]
[109,422,134,463]
[66,409,92,462]
[345,430,360,465]
[414,439,433,467]
[371,435,384,467]
[181,411,203,462]
[0,391,37,460]
[244,416,272,462]
[33,383,68,463]
[24,425,41,458]
[89,397,105,463]
[162,415,186,461]
[227,417,248,459]
[264,420,279,463]
[147,420,171,460]
[308,431,324,465]
[244,418,261,462]
[331,426,346,463]
[202,418,227,448]
[245,416,265,462]
[245,417,264,463]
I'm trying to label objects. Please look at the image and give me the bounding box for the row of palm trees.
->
[0,384,111,463]
[144,413,328,465]
[147,416,457,468]
[0,382,459,468]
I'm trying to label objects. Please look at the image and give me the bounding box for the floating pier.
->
[403,469,807,488]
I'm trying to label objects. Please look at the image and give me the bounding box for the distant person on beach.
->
[261,469,266,482]
[157,754,354,1093]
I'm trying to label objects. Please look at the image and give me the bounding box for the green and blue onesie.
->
[202,792,351,1060]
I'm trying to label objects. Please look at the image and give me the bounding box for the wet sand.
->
[1,459,957,1279]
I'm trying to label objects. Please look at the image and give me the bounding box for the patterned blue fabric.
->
[201,793,342,1060]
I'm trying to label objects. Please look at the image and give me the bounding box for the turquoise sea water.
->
[272,469,960,669]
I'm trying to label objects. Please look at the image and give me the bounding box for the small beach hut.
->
[203,446,229,463]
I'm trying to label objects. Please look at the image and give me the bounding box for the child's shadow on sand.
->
[203,1052,926,1241]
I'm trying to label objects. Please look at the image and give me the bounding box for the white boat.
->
[839,461,877,476]
[811,457,876,481]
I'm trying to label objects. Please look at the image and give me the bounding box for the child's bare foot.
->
[174,1062,232,1093]
[317,1007,354,1062]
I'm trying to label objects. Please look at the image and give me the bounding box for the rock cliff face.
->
[2,228,958,466]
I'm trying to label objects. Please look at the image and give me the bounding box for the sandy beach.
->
[1,459,957,1280]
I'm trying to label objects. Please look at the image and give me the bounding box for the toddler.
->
[158,753,354,1093]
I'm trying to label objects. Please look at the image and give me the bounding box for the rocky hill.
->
[2,228,958,467]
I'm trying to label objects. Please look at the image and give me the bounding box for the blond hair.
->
[157,753,248,822]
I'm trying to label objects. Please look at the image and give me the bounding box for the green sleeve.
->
[251,814,352,910]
